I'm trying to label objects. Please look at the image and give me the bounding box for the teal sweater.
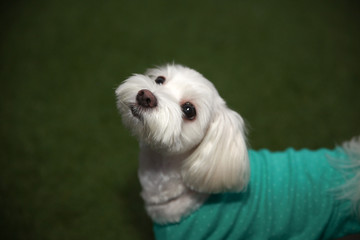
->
[154,148,360,240]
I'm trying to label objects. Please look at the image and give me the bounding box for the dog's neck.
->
[138,144,208,223]
[138,145,186,205]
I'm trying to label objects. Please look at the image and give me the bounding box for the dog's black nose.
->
[136,89,157,108]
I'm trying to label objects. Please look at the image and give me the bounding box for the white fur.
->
[338,137,360,216]
[116,64,249,223]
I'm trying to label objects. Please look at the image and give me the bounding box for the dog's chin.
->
[141,139,191,156]
[123,109,191,155]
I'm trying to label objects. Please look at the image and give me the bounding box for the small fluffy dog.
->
[116,64,360,240]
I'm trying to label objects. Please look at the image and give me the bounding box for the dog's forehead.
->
[147,65,213,89]
[144,65,220,105]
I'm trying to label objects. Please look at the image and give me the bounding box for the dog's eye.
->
[181,102,196,120]
[155,76,165,85]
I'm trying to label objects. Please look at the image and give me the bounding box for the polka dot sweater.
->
[154,148,360,240]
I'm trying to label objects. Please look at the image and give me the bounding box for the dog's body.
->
[153,148,360,240]
[116,64,360,239]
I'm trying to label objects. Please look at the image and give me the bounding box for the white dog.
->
[116,64,360,240]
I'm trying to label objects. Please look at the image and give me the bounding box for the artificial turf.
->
[1,0,359,239]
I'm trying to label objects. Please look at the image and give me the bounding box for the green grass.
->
[1,0,359,239]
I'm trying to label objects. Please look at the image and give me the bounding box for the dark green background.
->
[1,0,359,239]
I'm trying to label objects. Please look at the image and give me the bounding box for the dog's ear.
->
[181,105,249,193]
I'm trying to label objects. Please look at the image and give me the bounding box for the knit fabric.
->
[153,148,360,240]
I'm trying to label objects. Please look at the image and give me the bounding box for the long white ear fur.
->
[181,105,249,193]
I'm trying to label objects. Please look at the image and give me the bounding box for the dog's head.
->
[116,64,249,193]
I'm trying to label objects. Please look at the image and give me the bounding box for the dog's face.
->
[116,64,249,193]
[116,65,221,154]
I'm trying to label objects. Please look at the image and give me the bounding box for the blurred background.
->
[1,0,359,239]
